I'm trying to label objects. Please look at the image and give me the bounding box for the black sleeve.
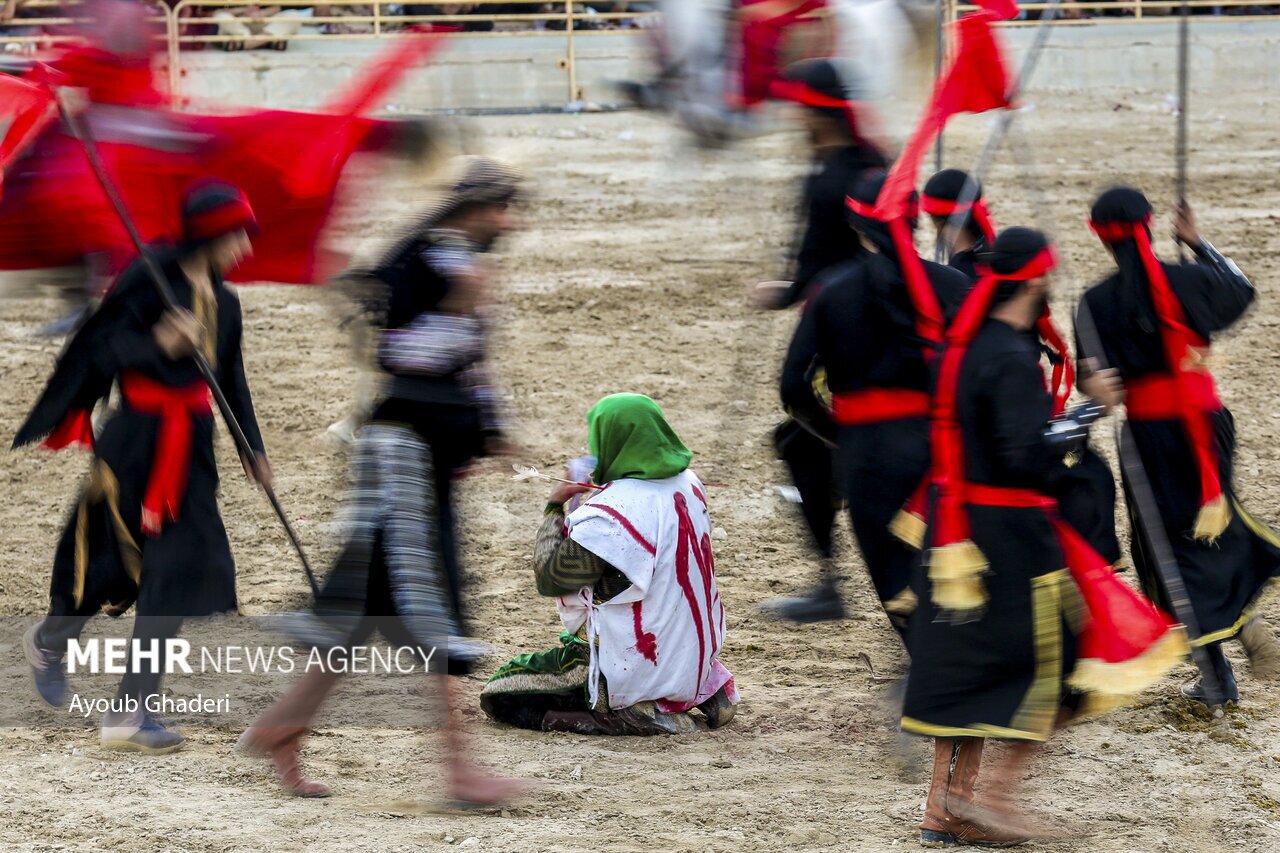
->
[13,264,159,448]
[984,353,1062,483]
[220,292,265,454]
[1171,250,1255,337]
[780,292,839,445]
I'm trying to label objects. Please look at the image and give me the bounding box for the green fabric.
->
[587,393,692,485]
[482,631,590,696]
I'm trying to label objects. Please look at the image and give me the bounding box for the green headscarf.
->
[587,394,692,485]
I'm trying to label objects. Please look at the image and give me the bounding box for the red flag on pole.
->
[874,7,1015,221]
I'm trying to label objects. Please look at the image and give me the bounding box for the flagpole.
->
[1174,0,1190,260]
[933,0,946,174]
[938,0,1061,262]
[56,94,321,601]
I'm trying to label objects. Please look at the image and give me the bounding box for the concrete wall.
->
[175,21,1280,112]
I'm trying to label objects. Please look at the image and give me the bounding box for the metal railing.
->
[164,0,661,101]
[0,0,1276,104]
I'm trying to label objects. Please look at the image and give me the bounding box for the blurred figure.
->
[777,170,968,638]
[481,394,738,735]
[730,0,831,111]
[755,59,885,623]
[24,0,168,335]
[18,183,269,753]
[618,0,921,146]
[239,158,524,803]
[214,4,311,51]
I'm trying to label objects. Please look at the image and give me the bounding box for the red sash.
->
[1124,371,1222,421]
[830,388,929,426]
[122,371,213,536]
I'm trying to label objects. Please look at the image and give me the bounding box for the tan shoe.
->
[1240,617,1280,680]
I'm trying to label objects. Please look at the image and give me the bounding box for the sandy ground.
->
[2,89,1280,853]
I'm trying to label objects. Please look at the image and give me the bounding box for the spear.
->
[55,92,320,600]
[1174,0,1190,260]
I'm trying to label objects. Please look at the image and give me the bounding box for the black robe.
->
[903,319,1083,740]
[1080,255,1280,644]
[781,252,968,629]
[14,249,263,619]
[783,143,886,308]
[946,249,1121,565]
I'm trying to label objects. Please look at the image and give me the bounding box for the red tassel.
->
[1056,520,1187,693]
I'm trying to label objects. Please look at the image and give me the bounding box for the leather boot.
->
[947,738,984,811]
[920,738,958,847]
[948,739,1033,847]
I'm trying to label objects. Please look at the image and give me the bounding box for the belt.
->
[121,371,213,536]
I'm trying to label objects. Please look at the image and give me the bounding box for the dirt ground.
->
[2,89,1280,853]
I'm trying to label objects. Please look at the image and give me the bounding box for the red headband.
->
[184,194,257,243]
[923,195,997,245]
[972,246,1058,282]
[1087,214,1151,244]
[771,79,869,146]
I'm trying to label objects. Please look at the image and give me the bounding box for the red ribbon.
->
[121,371,213,537]
[1088,217,1224,514]
[930,247,1057,551]
[42,408,94,451]
[958,483,1180,669]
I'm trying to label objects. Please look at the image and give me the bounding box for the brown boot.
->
[948,740,1033,848]
[919,738,958,847]
[947,738,984,813]
[1240,617,1280,680]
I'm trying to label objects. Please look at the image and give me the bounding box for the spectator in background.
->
[400,3,502,31]
[214,4,312,49]
[317,1,374,32]
[1,0,44,52]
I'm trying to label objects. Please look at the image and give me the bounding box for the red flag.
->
[874,9,1013,221]
[0,75,58,194]
[0,32,449,284]
[973,0,1021,21]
